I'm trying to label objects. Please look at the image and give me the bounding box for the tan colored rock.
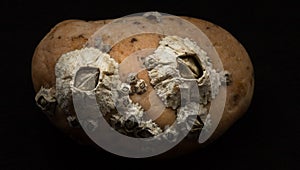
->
[31,16,254,157]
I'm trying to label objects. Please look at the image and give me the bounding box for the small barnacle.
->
[143,55,158,70]
[143,11,162,23]
[126,72,138,84]
[115,95,132,113]
[124,115,139,132]
[88,36,111,53]
[163,127,178,142]
[220,70,232,86]
[66,115,80,128]
[135,79,147,94]
[35,87,57,116]
[121,85,130,93]
[119,83,131,96]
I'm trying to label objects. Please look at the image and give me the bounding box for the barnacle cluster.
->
[142,36,229,139]
[35,35,230,142]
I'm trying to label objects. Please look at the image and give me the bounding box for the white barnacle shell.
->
[119,83,131,96]
[143,55,158,70]
[135,79,147,94]
[35,86,56,116]
[55,47,119,115]
[144,35,227,111]
[143,11,162,22]
[126,72,138,84]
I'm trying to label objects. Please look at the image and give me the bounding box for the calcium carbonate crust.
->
[35,35,229,142]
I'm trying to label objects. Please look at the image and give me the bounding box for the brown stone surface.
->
[31,16,254,157]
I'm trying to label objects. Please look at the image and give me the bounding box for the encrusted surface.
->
[53,47,162,137]
[55,47,118,116]
[37,35,229,141]
[141,36,229,140]
[32,17,254,155]
[145,36,225,113]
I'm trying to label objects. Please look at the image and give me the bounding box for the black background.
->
[0,0,299,169]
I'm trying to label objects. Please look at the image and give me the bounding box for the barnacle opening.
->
[37,96,48,108]
[35,87,56,116]
[177,54,204,79]
[74,67,100,91]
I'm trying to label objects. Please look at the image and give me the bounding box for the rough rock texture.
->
[32,16,254,157]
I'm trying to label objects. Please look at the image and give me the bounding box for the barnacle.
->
[35,87,56,116]
[135,79,147,94]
